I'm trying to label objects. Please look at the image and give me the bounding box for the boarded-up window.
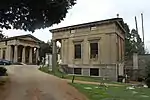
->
[74,68,82,75]
[74,44,81,59]
[90,43,98,58]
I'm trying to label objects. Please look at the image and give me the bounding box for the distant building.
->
[0,34,41,64]
[50,18,125,81]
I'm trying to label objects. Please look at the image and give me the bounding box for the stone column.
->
[1,48,3,59]
[61,39,64,64]
[6,45,12,61]
[52,40,57,72]
[60,40,62,59]
[36,48,39,64]
[22,46,26,63]
[29,47,33,64]
[14,45,18,62]
[133,53,138,69]
[83,38,89,64]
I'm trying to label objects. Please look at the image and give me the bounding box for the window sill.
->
[74,58,82,61]
[90,58,98,61]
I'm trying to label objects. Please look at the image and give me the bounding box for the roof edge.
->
[0,34,42,43]
[50,18,124,33]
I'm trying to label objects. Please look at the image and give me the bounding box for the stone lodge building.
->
[0,34,41,64]
[50,18,125,80]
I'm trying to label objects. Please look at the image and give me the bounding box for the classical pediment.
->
[0,34,41,43]
[19,37,37,42]
[17,34,41,42]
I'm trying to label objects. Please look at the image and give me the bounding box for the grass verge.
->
[39,66,126,85]
[70,83,150,100]
[39,66,107,82]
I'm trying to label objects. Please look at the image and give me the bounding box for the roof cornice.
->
[50,18,124,33]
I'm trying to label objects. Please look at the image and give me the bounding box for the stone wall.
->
[61,64,118,81]
[82,68,90,76]
[125,54,150,80]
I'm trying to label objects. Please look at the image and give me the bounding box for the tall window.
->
[90,43,98,59]
[74,44,81,59]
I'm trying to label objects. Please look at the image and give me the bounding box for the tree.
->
[145,47,149,54]
[124,23,145,59]
[0,30,7,40]
[0,0,76,32]
[130,29,145,54]
[39,41,52,62]
[145,61,150,88]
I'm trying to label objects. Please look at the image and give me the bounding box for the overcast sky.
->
[3,0,150,50]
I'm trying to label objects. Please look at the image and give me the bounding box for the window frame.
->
[90,26,97,31]
[89,41,99,59]
[70,29,76,34]
[73,39,83,60]
[90,68,99,76]
[74,43,82,59]
[74,68,82,75]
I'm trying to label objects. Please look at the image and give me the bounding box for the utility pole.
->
[135,16,139,34]
[141,13,145,51]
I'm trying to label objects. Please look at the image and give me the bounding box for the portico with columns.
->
[0,34,41,64]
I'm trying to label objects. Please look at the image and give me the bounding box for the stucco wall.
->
[53,22,124,67]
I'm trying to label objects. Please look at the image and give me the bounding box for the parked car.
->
[0,59,12,65]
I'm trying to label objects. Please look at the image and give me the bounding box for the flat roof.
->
[50,18,125,33]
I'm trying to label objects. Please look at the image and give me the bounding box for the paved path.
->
[64,79,124,87]
[2,65,87,100]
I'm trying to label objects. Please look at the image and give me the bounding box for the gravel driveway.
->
[2,65,87,100]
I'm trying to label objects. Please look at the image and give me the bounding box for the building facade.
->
[0,34,40,64]
[50,18,125,80]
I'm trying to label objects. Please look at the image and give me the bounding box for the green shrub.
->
[0,67,7,76]
[145,62,150,88]
[146,77,150,88]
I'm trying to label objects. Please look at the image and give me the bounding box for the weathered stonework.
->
[51,18,125,81]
